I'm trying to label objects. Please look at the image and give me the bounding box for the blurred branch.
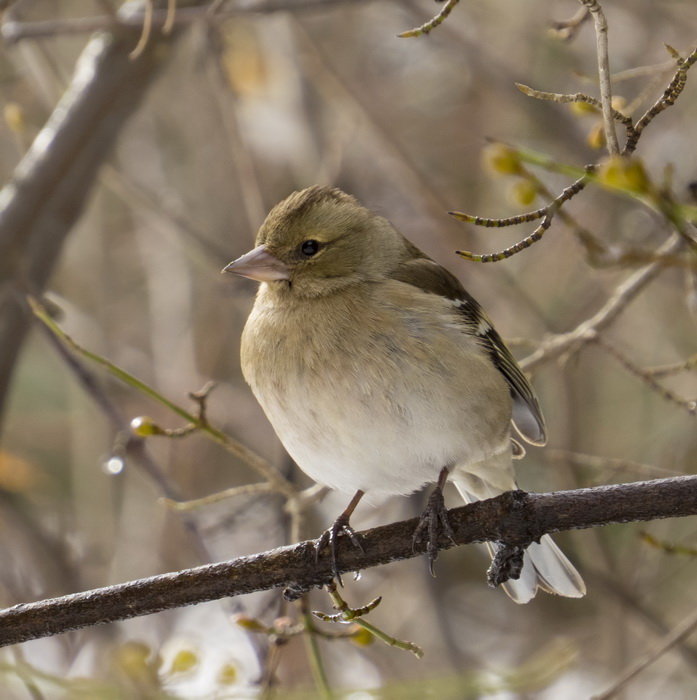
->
[588,569,697,668]
[579,0,619,154]
[625,46,697,154]
[515,83,635,137]
[548,6,589,41]
[541,449,676,479]
[639,531,697,558]
[0,0,212,436]
[0,475,695,648]
[593,605,697,700]
[36,313,215,564]
[644,353,697,377]
[314,582,423,658]
[452,151,591,263]
[592,337,696,415]
[0,0,370,43]
[292,15,551,323]
[398,0,461,39]
[455,45,696,262]
[520,233,683,372]
[28,296,298,500]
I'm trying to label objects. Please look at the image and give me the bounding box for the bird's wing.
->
[389,255,546,445]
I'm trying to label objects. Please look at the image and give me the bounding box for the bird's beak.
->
[222,245,290,282]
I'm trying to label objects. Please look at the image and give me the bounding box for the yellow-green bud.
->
[349,625,375,647]
[509,180,538,207]
[482,143,522,176]
[130,416,164,437]
[586,123,605,150]
[569,101,598,117]
[4,103,26,134]
[611,95,627,111]
[233,614,267,632]
[597,155,651,194]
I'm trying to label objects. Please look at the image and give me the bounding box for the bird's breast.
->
[239,284,511,495]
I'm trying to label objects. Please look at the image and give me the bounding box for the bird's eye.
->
[300,239,320,257]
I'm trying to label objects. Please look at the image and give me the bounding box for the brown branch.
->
[398,0,461,39]
[456,212,555,263]
[0,0,367,43]
[592,337,697,415]
[580,0,620,154]
[549,5,589,41]
[0,0,213,435]
[455,43,697,264]
[520,233,683,372]
[624,46,697,155]
[593,605,697,699]
[0,475,695,648]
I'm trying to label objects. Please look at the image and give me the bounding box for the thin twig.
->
[453,27,697,266]
[315,582,424,658]
[644,354,697,377]
[162,482,276,512]
[639,532,697,557]
[0,0,372,43]
[612,60,676,83]
[449,207,548,227]
[580,0,620,153]
[302,609,333,699]
[398,0,461,38]
[542,449,675,479]
[34,303,214,563]
[456,212,554,263]
[625,46,697,154]
[453,173,590,262]
[592,606,697,700]
[28,296,298,499]
[516,84,632,127]
[516,83,636,142]
[520,233,683,371]
[592,338,697,415]
[549,6,589,41]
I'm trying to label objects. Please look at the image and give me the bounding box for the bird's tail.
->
[452,471,586,604]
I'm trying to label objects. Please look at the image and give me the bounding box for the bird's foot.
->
[316,515,364,586]
[413,468,455,576]
[315,490,365,586]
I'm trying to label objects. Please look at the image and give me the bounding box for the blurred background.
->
[0,0,695,697]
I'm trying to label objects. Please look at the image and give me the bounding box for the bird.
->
[223,185,585,603]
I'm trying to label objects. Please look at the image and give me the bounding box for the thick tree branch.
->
[0,475,694,648]
[0,0,210,434]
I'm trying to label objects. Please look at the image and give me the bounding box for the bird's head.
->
[223,186,406,298]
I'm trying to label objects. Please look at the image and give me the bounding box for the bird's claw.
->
[316,514,364,586]
[413,486,455,576]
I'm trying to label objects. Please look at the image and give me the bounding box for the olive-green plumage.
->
[224,185,585,603]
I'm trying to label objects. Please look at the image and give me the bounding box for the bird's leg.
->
[413,467,456,576]
[316,489,365,586]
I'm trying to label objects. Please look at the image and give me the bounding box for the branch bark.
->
[0,475,694,648]
[0,0,209,433]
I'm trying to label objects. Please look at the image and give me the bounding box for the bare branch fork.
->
[0,475,695,649]
[454,41,697,263]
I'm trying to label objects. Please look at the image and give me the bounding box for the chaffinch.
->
[224,185,585,603]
